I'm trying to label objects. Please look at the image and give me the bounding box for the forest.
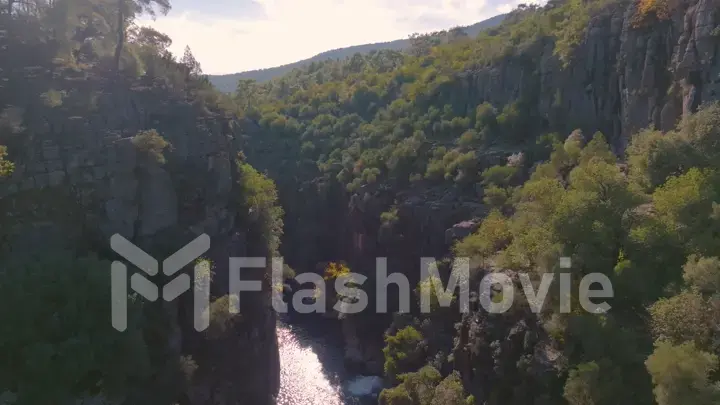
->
[1,0,720,403]
[229,0,720,403]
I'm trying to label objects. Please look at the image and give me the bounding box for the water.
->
[276,320,379,405]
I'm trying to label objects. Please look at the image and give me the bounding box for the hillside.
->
[0,3,282,404]
[3,0,720,404]
[208,13,506,92]
[232,0,720,404]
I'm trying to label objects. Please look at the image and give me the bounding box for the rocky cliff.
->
[456,0,720,151]
[236,0,720,402]
[0,69,280,404]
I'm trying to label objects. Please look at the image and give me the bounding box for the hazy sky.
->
[141,0,527,75]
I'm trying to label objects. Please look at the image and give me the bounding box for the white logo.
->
[110,234,211,331]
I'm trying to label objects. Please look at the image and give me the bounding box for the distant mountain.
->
[208,14,506,93]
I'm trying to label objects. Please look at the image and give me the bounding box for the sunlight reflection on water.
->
[276,322,361,405]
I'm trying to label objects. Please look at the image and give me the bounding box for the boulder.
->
[445,220,480,245]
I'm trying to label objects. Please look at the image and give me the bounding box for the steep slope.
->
[232,0,720,404]
[0,8,282,405]
[208,14,506,92]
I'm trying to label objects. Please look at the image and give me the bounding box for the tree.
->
[446,26,469,43]
[383,326,426,383]
[564,362,601,405]
[649,290,715,348]
[130,25,172,56]
[645,341,720,405]
[431,372,474,405]
[114,0,171,72]
[0,252,151,403]
[683,255,720,294]
[235,79,260,110]
[408,32,441,57]
[180,45,202,77]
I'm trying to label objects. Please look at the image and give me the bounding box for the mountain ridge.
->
[208,13,506,92]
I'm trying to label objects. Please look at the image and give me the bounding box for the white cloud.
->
[141,0,503,74]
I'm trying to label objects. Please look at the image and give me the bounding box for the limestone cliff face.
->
[0,75,280,404]
[453,0,720,150]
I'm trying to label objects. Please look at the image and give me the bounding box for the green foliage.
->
[132,129,170,164]
[381,207,400,226]
[383,326,426,384]
[683,255,720,294]
[0,145,13,178]
[416,275,456,312]
[379,366,473,405]
[553,0,612,66]
[236,156,284,255]
[564,362,601,405]
[651,168,720,253]
[398,365,442,405]
[231,1,637,199]
[0,252,151,403]
[481,164,518,187]
[483,184,512,209]
[431,372,474,405]
[379,385,413,405]
[207,295,242,339]
[453,209,511,262]
[443,104,720,404]
[649,289,715,348]
[645,341,720,405]
[579,132,615,165]
[40,89,65,107]
[0,4,286,405]
[627,103,720,192]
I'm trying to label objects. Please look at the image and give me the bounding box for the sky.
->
[140,0,529,75]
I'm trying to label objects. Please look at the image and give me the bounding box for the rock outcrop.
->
[0,74,280,404]
[440,0,720,151]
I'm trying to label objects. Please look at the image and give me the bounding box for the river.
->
[275,320,379,405]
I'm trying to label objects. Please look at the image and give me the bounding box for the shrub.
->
[381,207,400,226]
[481,165,519,187]
[323,261,351,281]
[416,275,456,312]
[458,129,480,148]
[483,184,512,209]
[208,295,242,339]
[564,362,601,405]
[132,129,170,164]
[379,385,413,405]
[632,0,678,27]
[0,145,13,177]
[453,209,512,261]
[383,326,425,383]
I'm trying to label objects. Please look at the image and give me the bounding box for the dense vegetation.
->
[207,14,506,91]
[2,0,720,403]
[0,0,283,403]
[233,0,620,199]
[225,0,720,403]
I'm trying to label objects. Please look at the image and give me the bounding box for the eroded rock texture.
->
[0,74,280,405]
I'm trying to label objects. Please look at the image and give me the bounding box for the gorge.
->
[2,0,720,404]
